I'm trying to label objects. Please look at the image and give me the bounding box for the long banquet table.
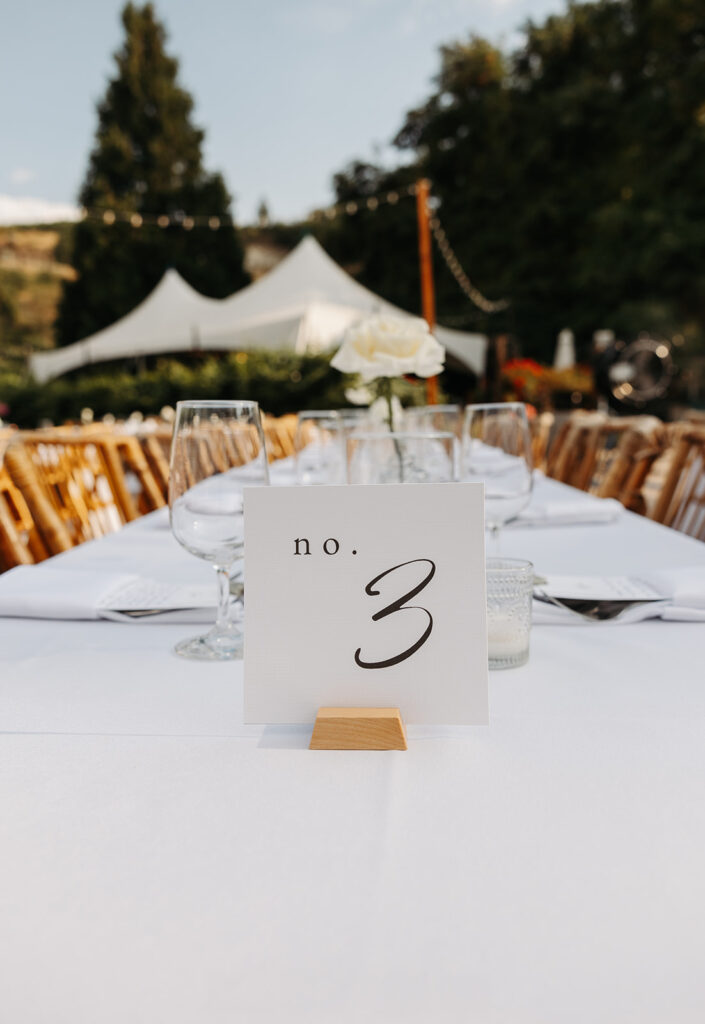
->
[2,475,705,1023]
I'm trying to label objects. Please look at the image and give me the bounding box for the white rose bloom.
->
[331,314,445,381]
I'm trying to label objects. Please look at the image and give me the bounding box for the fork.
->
[533,592,667,621]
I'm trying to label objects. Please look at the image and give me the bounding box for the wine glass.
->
[295,410,346,485]
[461,402,533,549]
[169,400,269,660]
[347,431,455,484]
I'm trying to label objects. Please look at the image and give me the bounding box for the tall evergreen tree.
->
[57,2,248,346]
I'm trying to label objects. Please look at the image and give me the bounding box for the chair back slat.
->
[3,443,75,556]
[98,435,166,519]
[15,432,125,543]
[141,434,171,502]
[530,412,555,473]
[650,427,705,540]
[546,412,607,488]
[0,490,33,570]
[596,427,665,514]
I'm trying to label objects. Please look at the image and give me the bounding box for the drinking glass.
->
[295,410,346,485]
[404,404,463,478]
[461,402,533,547]
[486,558,534,670]
[336,407,373,435]
[347,431,455,485]
[404,403,462,436]
[169,400,269,660]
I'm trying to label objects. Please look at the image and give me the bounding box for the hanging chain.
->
[428,211,509,314]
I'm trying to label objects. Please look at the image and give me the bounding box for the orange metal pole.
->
[416,178,438,405]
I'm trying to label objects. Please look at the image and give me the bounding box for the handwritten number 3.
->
[354,558,436,670]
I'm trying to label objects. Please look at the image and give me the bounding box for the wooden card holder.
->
[309,707,408,751]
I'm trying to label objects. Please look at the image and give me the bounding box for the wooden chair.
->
[583,416,663,495]
[20,428,165,529]
[13,432,125,545]
[95,434,166,520]
[140,432,171,502]
[596,427,667,515]
[545,412,664,498]
[1,440,53,568]
[263,414,297,461]
[0,490,32,570]
[2,443,74,557]
[1,431,53,569]
[545,412,608,488]
[650,427,705,540]
[530,411,555,473]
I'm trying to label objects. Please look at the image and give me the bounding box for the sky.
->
[0,0,566,226]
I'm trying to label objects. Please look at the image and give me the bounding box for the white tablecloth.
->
[2,477,705,1023]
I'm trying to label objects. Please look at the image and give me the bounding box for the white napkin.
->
[0,565,215,623]
[533,567,705,624]
[641,567,705,620]
[512,497,623,528]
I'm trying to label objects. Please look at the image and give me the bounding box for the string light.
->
[80,180,508,313]
[88,208,236,229]
[83,183,419,230]
[428,212,509,314]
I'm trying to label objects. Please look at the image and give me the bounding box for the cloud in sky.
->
[0,195,82,226]
[9,168,37,185]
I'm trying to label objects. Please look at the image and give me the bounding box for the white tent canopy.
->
[31,236,487,382]
[30,269,222,383]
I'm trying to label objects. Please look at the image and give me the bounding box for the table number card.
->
[243,483,488,725]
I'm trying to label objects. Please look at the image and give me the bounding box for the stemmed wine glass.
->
[169,400,269,660]
[461,402,533,549]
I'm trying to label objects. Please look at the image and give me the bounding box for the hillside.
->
[0,225,76,369]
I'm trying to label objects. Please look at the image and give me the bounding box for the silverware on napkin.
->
[533,592,666,621]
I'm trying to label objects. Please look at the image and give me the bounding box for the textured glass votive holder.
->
[486,558,533,670]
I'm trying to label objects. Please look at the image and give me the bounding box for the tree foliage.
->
[323,0,705,362]
[316,161,422,316]
[56,2,248,346]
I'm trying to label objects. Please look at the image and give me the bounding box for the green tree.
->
[327,0,705,362]
[316,160,421,316]
[508,0,705,354]
[394,38,513,339]
[56,2,248,346]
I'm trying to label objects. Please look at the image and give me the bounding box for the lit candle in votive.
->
[487,613,529,662]
[485,557,533,669]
